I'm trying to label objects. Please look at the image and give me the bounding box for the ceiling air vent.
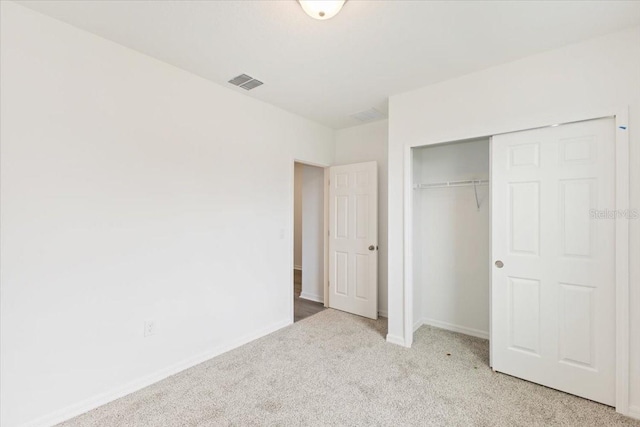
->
[239,79,263,90]
[228,74,263,91]
[350,108,386,123]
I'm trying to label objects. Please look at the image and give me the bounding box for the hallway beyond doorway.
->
[293,269,325,322]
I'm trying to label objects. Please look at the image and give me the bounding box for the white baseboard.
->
[21,318,291,427]
[386,334,407,347]
[628,405,640,420]
[416,318,489,340]
[413,318,423,332]
[299,292,324,303]
[377,309,388,318]
[293,265,302,271]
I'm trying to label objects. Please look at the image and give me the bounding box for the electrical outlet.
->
[144,320,156,337]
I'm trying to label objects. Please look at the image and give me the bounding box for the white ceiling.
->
[17,1,640,129]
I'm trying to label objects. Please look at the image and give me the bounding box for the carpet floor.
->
[60,309,639,426]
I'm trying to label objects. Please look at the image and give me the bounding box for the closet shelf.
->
[414,179,489,210]
[413,179,489,190]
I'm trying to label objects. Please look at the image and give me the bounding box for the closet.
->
[412,138,490,339]
[409,118,620,407]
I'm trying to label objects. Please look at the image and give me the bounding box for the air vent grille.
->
[350,108,386,123]
[228,74,263,90]
[240,79,263,90]
[228,74,252,86]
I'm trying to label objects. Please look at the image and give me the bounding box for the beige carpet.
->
[60,309,638,426]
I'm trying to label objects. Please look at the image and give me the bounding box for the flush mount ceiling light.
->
[298,0,346,20]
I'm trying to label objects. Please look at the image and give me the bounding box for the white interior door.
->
[492,118,616,405]
[329,161,378,319]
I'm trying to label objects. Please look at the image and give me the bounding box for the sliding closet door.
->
[491,118,615,405]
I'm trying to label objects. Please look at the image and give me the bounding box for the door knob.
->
[368,245,375,251]
[495,260,504,268]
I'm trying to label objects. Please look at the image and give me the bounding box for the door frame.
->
[289,159,330,326]
[402,107,630,415]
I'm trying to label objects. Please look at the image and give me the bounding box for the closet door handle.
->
[495,260,504,268]
[368,245,375,251]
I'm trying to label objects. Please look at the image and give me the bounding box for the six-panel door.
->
[491,118,616,405]
[329,161,378,319]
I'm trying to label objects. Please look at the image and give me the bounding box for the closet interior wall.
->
[412,139,491,339]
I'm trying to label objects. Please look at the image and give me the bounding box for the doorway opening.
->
[411,138,490,343]
[293,161,326,322]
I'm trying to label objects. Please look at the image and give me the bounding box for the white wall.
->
[412,140,490,338]
[294,163,304,269]
[0,3,334,427]
[300,165,325,302]
[335,120,388,316]
[387,27,640,416]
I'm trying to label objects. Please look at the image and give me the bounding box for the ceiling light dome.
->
[298,0,346,20]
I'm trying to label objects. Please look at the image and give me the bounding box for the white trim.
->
[299,292,324,303]
[386,333,407,347]
[489,136,494,368]
[628,406,640,421]
[20,318,291,427]
[289,160,296,325]
[416,318,489,340]
[378,309,388,318]
[293,265,302,271]
[614,108,630,416]
[402,106,631,416]
[403,145,414,347]
[324,167,330,308]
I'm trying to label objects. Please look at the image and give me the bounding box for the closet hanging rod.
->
[413,179,489,190]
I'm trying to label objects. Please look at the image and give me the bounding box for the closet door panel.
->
[507,181,540,255]
[491,118,615,406]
